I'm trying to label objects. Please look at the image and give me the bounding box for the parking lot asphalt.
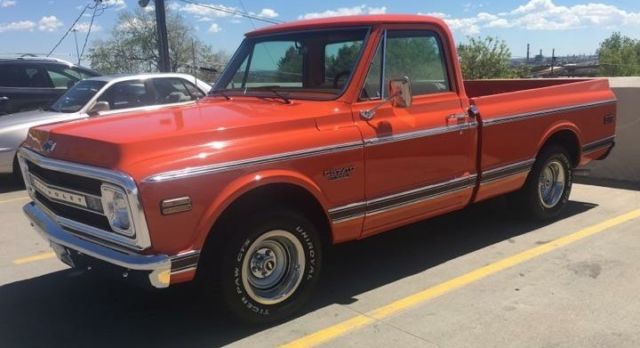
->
[1,175,639,348]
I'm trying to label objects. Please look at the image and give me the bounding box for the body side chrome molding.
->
[329,174,477,224]
[482,99,617,127]
[144,141,364,183]
[479,158,535,184]
[582,135,615,153]
[364,122,478,146]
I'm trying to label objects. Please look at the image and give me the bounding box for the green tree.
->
[457,36,515,79]
[277,46,303,82]
[597,32,640,76]
[88,8,228,82]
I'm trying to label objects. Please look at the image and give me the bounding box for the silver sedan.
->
[0,73,211,178]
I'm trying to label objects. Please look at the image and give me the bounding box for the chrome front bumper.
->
[23,201,173,288]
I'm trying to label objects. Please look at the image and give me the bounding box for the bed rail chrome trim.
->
[144,141,363,183]
[582,135,615,153]
[482,99,616,127]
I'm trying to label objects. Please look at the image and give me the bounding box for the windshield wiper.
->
[248,87,291,104]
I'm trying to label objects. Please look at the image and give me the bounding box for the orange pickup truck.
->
[19,15,616,323]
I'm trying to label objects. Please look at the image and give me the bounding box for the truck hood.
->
[23,98,351,179]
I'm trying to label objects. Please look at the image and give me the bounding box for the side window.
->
[46,67,82,89]
[152,78,197,104]
[360,30,450,99]
[360,40,383,100]
[385,31,450,96]
[183,80,206,99]
[324,40,362,89]
[0,65,52,88]
[98,80,152,110]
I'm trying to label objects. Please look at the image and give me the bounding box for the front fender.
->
[192,169,330,250]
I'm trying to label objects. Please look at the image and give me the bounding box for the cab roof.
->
[246,14,446,37]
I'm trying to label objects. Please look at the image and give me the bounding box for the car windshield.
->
[49,80,107,113]
[212,28,369,101]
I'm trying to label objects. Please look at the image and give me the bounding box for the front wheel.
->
[214,209,322,324]
[512,145,573,220]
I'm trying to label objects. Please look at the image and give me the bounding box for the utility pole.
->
[72,28,80,65]
[139,0,171,72]
[526,43,530,63]
[551,48,555,76]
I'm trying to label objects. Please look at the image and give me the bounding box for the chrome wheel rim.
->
[538,160,566,208]
[241,230,305,305]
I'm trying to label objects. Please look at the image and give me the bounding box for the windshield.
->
[213,28,369,101]
[49,80,106,113]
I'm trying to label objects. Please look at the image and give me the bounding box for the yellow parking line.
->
[281,208,640,348]
[0,196,29,204]
[12,252,56,265]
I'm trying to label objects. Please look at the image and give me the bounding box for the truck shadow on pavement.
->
[0,174,23,193]
[0,197,596,347]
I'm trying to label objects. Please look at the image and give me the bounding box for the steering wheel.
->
[333,70,351,89]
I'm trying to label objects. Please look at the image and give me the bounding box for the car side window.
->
[0,64,52,88]
[360,39,383,100]
[183,80,206,99]
[360,30,451,99]
[46,66,83,89]
[98,80,153,110]
[385,30,450,96]
[151,78,198,104]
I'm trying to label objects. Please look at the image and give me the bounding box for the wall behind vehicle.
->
[576,77,640,190]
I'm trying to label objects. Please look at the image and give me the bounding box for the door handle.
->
[447,113,467,123]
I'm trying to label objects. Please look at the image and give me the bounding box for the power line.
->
[47,2,91,57]
[178,0,282,24]
[79,0,100,61]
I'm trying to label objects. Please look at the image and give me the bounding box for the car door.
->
[0,64,58,114]
[353,28,478,235]
[96,79,155,113]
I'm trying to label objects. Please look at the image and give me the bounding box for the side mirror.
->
[360,76,413,121]
[388,77,412,108]
[87,101,110,116]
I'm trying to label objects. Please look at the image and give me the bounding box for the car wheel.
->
[213,209,322,324]
[12,156,24,186]
[513,145,573,220]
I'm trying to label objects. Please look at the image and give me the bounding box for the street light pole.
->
[139,0,171,72]
[154,0,171,72]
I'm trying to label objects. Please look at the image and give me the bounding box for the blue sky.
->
[1,0,640,65]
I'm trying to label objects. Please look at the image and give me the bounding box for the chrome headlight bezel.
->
[101,184,135,237]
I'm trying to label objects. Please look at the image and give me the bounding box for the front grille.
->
[27,160,102,196]
[35,191,112,231]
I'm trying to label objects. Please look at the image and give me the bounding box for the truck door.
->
[353,28,478,236]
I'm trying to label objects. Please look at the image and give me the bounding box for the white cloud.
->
[208,23,221,33]
[181,3,236,21]
[0,0,16,8]
[0,20,35,33]
[102,0,126,10]
[38,16,62,32]
[420,0,640,35]
[299,5,387,20]
[258,8,278,18]
[73,22,101,33]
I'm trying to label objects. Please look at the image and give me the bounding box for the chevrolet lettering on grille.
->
[31,176,88,208]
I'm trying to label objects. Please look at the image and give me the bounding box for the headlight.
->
[101,184,134,237]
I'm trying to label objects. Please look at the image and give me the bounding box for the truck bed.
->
[466,78,617,202]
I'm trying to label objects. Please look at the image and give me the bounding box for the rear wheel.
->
[512,145,573,220]
[205,209,322,324]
